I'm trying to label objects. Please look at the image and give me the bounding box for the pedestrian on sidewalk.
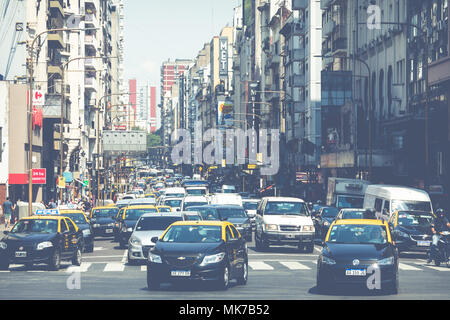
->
[2,197,14,230]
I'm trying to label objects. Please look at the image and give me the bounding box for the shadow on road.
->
[308,285,396,297]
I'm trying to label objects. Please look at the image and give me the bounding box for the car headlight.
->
[36,241,53,250]
[378,257,394,265]
[108,223,115,227]
[93,224,100,228]
[0,242,7,250]
[303,225,315,232]
[321,256,336,265]
[129,237,141,246]
[397,231,409,238]
[199,252,226,266]
[324,221,330,227]
[148,253,162,264]
[82,229,91,237]
[127,227,133,232]
[241,223,250,229]
[264,224,278,231]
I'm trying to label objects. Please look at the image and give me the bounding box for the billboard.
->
[219,37,228,77]
[217,99,234,128]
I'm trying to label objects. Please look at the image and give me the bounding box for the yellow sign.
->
[58,176,66,188]
[222,159,226,167]
[247,164,257,170]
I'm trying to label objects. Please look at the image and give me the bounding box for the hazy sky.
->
[123,0,240,102]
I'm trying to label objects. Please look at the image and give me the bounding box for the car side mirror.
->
[151,237,159,244]
[3,231,9,235]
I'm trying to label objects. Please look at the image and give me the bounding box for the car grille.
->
[164,254,202,268]
[279,225,301,232]
[410,235,431,241]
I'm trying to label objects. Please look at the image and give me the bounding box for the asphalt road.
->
[1,235,450,300]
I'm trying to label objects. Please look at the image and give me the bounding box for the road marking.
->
[398,263,421,271]
[121,250,128,263]
[423,265,450,272]
[83,255,125,259]
[279,261,311,270]
[93,247,105,251]
[103,262,125,272]
[66,262,92,273]
[248,261,274,270]
[141,265,147,272]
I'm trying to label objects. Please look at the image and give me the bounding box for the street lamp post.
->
[27,27,98,216]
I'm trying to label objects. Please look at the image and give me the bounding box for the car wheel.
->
[86,243,94,253]
[384,276,399,295]
[72,248,82,266]
[147,270,160,290]
[0,261,9,270]
[48,249,61,271]
[236,261,248,285]
[435,259,441,267]
[128,252,138,265]
[304,243,314,253]
[217,266,230,290]
[316,273,330,294]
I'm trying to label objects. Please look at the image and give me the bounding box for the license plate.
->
[417,241,431,247]
[285,234,296,239]
[15,251,27,258]
[345,269,366,276]
[171,271,191,277]
[105,229,113,233]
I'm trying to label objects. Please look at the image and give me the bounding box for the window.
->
[229,225,240,239]
[225,226,233,242]
[60,220,68,233]
[374,198,383,212]
[66,219,76,233]
[383,200,390,213]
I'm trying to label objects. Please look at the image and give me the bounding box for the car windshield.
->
[61,213,88,225]
[194,208,220,220]
[341,210,365,219]
[135,216,182,231]
[397,212,434,227]
[327,224,388,245]
[218,208,247,219]
[265,202,309,216]
[158,207,172,212]
[184,202,208,209]
[392,200,431,212]
[243,202,259,210]
[187,189,206,195]
[322,207,339,218]
[164,199,182,207]
[336,196,364,209]
[161,225,222,243]
[92,208,118,218]
[11,219,58,234]
[125,208,157,220]
[166,193,185,198]
[184,214,202,221]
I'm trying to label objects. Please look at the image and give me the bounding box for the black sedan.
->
[0,215,82,270]
[314,207,340,239]
[146,221,248,290]
[60,210,95,253]
[388,210,435,254]
[316,219,399,294]
[89,207,119,238]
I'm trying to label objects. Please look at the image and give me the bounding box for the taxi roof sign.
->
[35,209,60,215]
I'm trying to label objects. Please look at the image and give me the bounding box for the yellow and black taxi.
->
[157,205,172,213]
[89,206,120,238]
[388,210,435,254]
[60,209,94,253]
[316,219,399,294]
[146,221,248,290]
[117,205,159,248]
[0,214,82,270]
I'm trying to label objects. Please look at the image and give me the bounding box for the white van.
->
[209,193,243,206]
[363,185,433,221]
[163,187,186,198]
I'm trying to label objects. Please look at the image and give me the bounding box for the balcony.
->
[291,48,305,61]
[84,58,97,70]
[85,77,97,93]
[47,64,63,79]
[48,31,64,49]
[85,34,96,49]
[292,0,307,10]
[85,14,98,28]
[322,20,335,38]
[88,127,97,140]
[43,94,71,124]
[290,75,305,87]
[49,0,64,17]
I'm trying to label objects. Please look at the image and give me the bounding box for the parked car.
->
[254,197,315,252]
[146,221,248,290]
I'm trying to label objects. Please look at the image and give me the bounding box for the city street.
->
[1,236,449,300]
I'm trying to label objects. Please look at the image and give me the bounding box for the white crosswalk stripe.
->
[103,262,125,272]
[423,265,450,272]
[248,261,274,270]
[66,262,92,273]
[279,261,311,270]
[399,263,421,271]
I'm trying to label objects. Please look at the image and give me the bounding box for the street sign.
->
[32,168,46,184]
[28,90,45,106]
[57,176,66,188]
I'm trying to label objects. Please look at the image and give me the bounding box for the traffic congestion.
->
[1,169,449,298]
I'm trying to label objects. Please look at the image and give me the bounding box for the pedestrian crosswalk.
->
[1,260,449,273]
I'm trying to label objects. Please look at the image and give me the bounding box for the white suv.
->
[255,197,315,252]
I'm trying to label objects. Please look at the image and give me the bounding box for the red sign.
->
[32,107,43,129]
[32,169,46,184]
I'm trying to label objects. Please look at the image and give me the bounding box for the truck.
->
[326,178,371,209]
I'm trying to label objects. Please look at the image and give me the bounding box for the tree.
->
[147,133,162,148]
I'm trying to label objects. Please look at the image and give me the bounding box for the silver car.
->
[127,212,184,264]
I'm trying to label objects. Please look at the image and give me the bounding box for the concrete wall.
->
[0,82,10,204]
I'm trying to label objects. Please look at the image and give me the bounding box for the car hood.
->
[225,217,250,225]
[132,230,165,245]
[397,225,432,235]
[3,232,56,244]
[92,217,115,225]
[154,242,224,255]
[324,243,392,262]
[263,215,313,226]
